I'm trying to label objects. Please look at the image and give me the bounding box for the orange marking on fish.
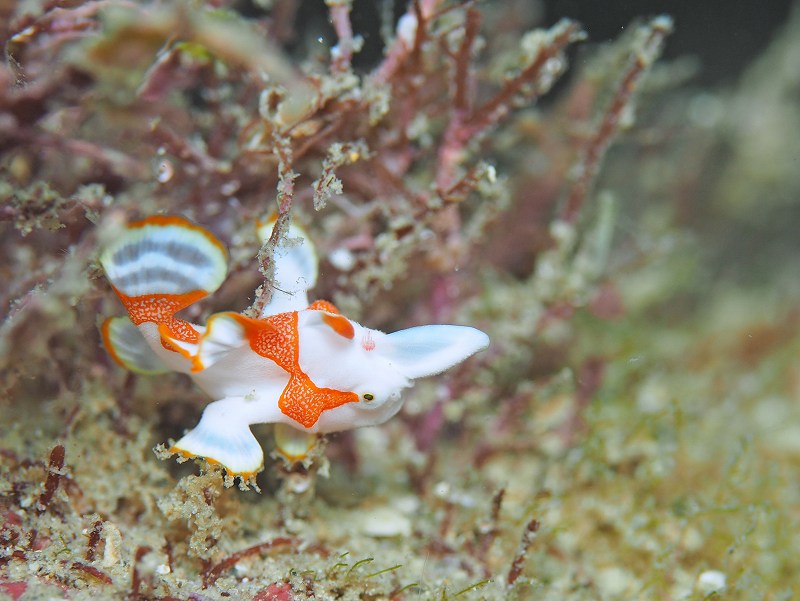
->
[321,313,355,339]
[158,323,193,358]
[170,448,210,463]
[190,355,204,373]
[113,286,204,346]
[308,300,354,339]
[227,311,358,428]
[278,373,358,428]
[308,300,341,313]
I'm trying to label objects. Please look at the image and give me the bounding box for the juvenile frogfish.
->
[100,215,489,478]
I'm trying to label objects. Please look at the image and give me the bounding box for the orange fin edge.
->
[101,318,127,369]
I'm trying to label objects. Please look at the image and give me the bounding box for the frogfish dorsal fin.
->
[256,217,319,317]
[100,215,228,349]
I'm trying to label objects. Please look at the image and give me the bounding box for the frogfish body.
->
[100,216,489,478]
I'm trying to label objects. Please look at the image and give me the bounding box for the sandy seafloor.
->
[2,1,799,599]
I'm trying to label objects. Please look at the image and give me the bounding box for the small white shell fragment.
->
[636,375,670,414]
[697,570,726,595]
[359,506,412,538]
[101,522,123,568]
[433,481,450,498]
[392,495,420,514]
[286,472,312,494]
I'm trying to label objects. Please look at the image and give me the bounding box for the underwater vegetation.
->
[2,0,800,599]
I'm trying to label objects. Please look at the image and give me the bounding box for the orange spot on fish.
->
[113,287,205,348]
[308,300,354,338]
[321,313,355,339]
[228,311,358,428]
[158,323,193,358]
[308,299,341,313]
[278,373,358,428]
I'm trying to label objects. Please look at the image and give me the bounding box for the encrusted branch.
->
[202,538,301,587]
[36,444,65,514]
[326,0,354,74]
[452,7,481,114]
[506,518,541,586]
[437,18,585,191]
[372,0,441,84]
[311,139,369,210]
[247,89,298,319]
[85,520,103,561]
[561,15,673,223]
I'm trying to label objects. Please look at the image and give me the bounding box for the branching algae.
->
[5,0,799,598]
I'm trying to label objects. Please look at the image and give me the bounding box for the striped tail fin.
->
[100,215,228,363]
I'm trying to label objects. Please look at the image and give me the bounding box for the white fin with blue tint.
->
[101,316,170,375]
[256,218,318,316]
[382,325,490,380]
[170,396,265,477]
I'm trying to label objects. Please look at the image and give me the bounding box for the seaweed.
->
[2,0,800,599]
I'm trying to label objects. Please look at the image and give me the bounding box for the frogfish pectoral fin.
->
[169,397,264,478]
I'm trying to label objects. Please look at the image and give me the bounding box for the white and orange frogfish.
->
[100,216,489,478]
